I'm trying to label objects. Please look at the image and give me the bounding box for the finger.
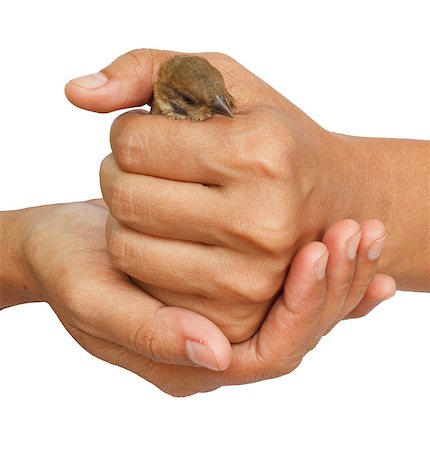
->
[108,109,235,184]
[108,104,292,184]
[133,281,272,344]
[68,274,231,371]
[100,154,226,244]
[317,219,362,330]
[64,49,266,113]
[227,242,329,377]
[106,216,259,300]
[335,219,386,321]
[66,325,222,397]
[65,49,176,113]
[345,273,396,319]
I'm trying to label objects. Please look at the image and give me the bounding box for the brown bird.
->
[151,55,235,121]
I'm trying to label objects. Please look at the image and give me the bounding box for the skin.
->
[0,49,424,396]
[0,201,394,396]
[66,49,429,343]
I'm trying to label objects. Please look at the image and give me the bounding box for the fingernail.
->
[315,252,329,280]
[70,72,108,90]
[186,340,220,371]
[346,233,361,260]
[368,235,386,260]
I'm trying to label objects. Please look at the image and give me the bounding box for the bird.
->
[151,55,235,121]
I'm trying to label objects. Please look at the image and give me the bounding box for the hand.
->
[71,49,337,342]
[66,49,411,341]
[11,201,232,370]
[130,218,395,396]
[0,202,395,396]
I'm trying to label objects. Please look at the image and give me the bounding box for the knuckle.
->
[227,209,291,256]
[257,218,291,255]
[234,118,292,181]
[99,154,115,198]
[329,276,355,301]
[248,273,281,302]
[110,112,144,170]
[273,356,303,379]
[110,112,131,148]
[220,304,269,343]
[353,274,376,299]
[225,116,298,255]
[125,48,147,60]
[108,177,136,223]
[123,48,150,79]
[106,218,130,271]
[286,287,325,324]
[205,52,235,66]
[223,327,252,344]
[132,310,161,360]
[218,265,281,304]
[254,344,303,378]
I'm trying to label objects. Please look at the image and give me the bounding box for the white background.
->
[1,1,429,449]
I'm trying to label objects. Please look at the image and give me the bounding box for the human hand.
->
[2,202,395,396]
[66,49,400,341]
[126,218,395,396]
[14,201,231,370]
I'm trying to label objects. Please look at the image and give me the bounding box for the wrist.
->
[0,207,49,308]
[311,132,430,291]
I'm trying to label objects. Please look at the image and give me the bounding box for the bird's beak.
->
[212,95,234,118]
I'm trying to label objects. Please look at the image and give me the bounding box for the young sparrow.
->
[151,55,235,121]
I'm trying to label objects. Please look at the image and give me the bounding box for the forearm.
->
[0,207,45,309]
[322,134,430,291]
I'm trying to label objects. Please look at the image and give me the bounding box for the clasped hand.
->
[60,49,396,395]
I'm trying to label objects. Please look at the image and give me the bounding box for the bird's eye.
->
[181,93,196,105]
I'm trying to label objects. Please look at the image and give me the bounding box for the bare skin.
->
[66,49,429,342]
[0,201,394,396]
[0,49,425,396]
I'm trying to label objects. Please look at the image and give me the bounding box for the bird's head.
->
[153,55,235,121]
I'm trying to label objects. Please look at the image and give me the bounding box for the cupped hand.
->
[20,201,395,396]
[66,49,392,341]
[22,201,232,371]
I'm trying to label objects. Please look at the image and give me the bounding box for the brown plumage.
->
[151,55,235,121]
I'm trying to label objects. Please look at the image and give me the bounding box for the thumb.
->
[65,48,176,113]
[75,278,232,371]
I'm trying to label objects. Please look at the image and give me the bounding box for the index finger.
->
[109,109,233,184]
